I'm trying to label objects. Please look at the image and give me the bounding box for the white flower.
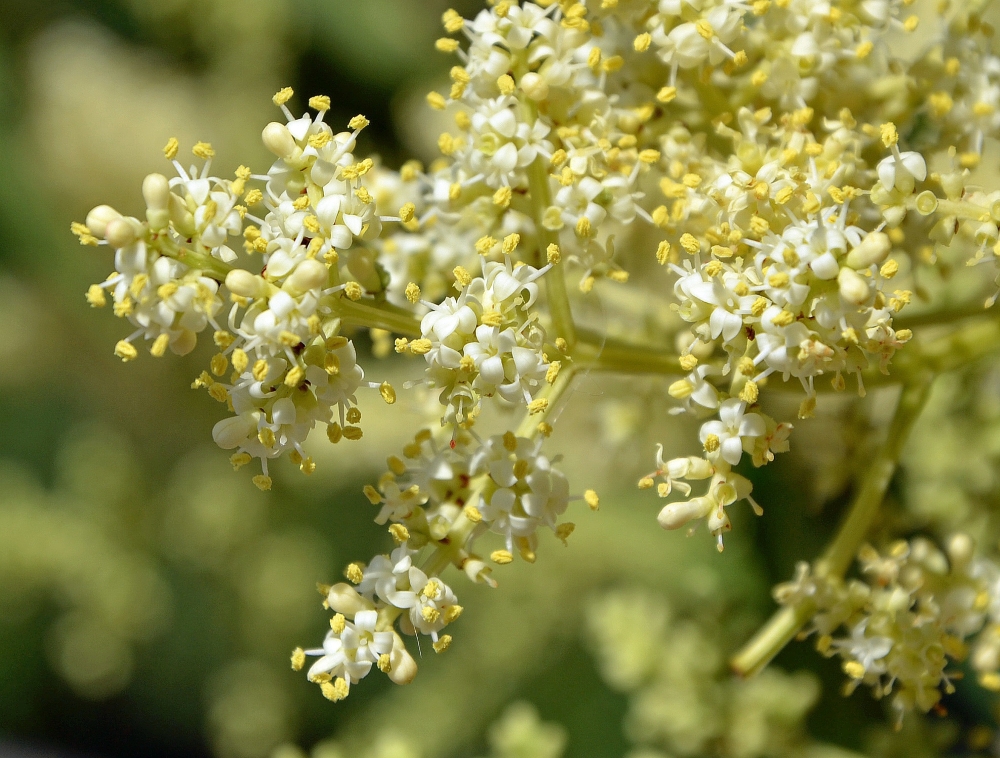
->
[699,399,765,466]
[304,610,394,686]
[876,150,927,194]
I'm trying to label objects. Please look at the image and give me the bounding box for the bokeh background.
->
[2,2,1000,757]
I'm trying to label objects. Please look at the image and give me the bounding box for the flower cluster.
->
[75,0,1000,716]
[775,534,1000,722]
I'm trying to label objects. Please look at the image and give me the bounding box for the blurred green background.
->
[0,2,998,757]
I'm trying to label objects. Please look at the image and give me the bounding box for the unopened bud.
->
[262,121,298,159]
[226,269,267,298]
[85,205,122,239]
[838,267,870,305]
[846,232,891,269]
[285,259,329,294]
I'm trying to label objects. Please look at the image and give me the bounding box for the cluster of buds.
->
[775,535,1000,722]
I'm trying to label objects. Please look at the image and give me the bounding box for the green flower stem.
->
[525,158,578,350]
[336,297,423,337]
[730,372,934,678]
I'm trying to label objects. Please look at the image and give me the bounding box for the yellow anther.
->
[114,340,138,362]
[399,202,416,224]
[389,524,410,544]
[252,475,272,491]
[696,19,714,39]
[408,338,433,355]
[463,505,483,523]
[556,522,575,544]
[656,86,678,104]
[844,661,865,679]
[680,233,700,254]
[491,550,514,564]
[453,266,472,287]
[634,33,652,52]
[405,282,421,304]
[584,489,600,510]
[497,74,515,95]
[86,284,107,308]
[537,421,552,437]
[363,484,382,504]
[346,406,362,424]
[291,647,306,671]
[772,309,795,326]
[768,271,790,288]
[427,92,447,110]
[444,605,463,624]
[679,354,699,371]
[703,433,721,453]
[880,122,898,147]
[493,186,512,208]
[638,477,654,489]
[150,333,170,357]
[192,141,215,159]
[436,37,460,52]
[442,8,464,32]
[587,47,602,69]
[432,635,452,654]
[377,654,392,673]
[856,41,874,59]
[273,87,294,105]
[375,381,395,405]
[880,259,899,279]
[774,186,794,205]
[342,426,363,440]
[343,282,363,301]
[546,361,561,383]
[903,15,918,31]
[344,562,365,584]
[502,233,521,255]
[576,217,592,238]
[602,55,624,72]
[163,137,180,160]
[502,431,518,451]
[739,380,759,404]
[210,353,229,377]
[309,95,331,111]
[528,398,549,414]
[639,149,661,164]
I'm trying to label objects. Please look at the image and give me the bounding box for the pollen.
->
[252,475,272,491]
[432,635,452,653]
[491,549,514,565]
[192,142,215,159]
[114,340,138,362]
[389,524,410,544]
[163,137,179,160]
[291,647,306,671]
[584,489,600,510]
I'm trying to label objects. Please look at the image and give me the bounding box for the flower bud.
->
[85,205,122,238]
[520,72,549,100]
[226,269,267,298]
[946,533,975,570]
[104,217,139,249]
[846,232,891,269]
[387,632,418,685]
[142,173,171,211]
[285,259,329,294]
[212,414,255,449]
[262,122,298,159]
[837,267,870,305]
[657,496,712,530]
[326,583,376,616]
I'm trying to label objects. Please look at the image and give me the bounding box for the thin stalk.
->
[336,298,423,337]
[730,372,935,678]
